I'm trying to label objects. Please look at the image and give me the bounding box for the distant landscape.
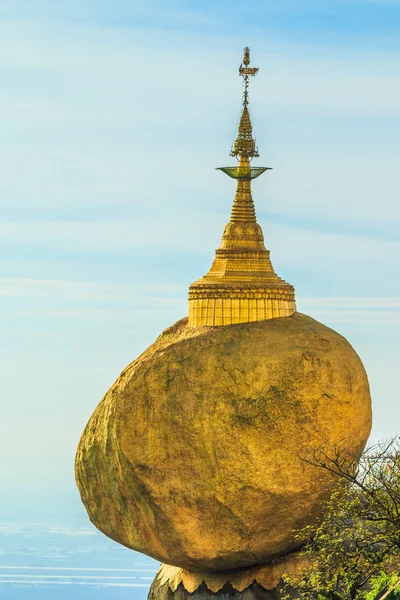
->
[0,491,158,600]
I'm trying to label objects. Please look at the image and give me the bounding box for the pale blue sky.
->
[1,0,400,501]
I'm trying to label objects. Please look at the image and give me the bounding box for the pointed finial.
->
[217,48,270,179]
[231,48,260,159]
[239,47,259,107]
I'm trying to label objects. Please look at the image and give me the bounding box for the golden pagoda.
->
[75,48,373,596]
[188,47,296,327]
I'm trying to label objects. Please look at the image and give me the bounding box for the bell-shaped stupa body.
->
[188,52,295,327]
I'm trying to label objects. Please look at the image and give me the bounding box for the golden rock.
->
[75,313,371,571]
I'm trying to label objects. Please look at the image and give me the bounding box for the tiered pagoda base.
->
[148,555,306,600]
[149,578,283,600]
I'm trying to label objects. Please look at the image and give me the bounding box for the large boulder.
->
[75,313,372,571]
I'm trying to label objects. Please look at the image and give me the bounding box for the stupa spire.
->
[231,46,259,159]
[188,48,296,327]
[217,48,269,234]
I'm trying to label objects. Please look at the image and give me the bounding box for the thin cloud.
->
[0,278,186,299]
[298,297,400,325]
[299,297,400,308]
[0,580,150,586]
[0,566,155,571]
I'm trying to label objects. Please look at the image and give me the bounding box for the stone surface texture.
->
[75,312,372,572]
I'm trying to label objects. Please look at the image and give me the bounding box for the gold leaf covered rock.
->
[75,313,371,571]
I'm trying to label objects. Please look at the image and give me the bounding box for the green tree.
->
[282,439,400,600]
